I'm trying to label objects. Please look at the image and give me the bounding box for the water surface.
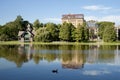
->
[0,44,120,80]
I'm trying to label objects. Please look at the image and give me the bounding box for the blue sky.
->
[0,0,120,25]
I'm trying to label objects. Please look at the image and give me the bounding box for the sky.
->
[0,0,120,26]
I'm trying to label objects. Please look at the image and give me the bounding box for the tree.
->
[75,24,84,42]
[59,22,75,41]
[97,22,115,39]
[0,15,25,41]
[33,19,43,30]
[97,21,116,42]
[103,24,116,42]
[0,15,34,41]
[34,27,51,42]
[0,22,18,40]
[75,23,89,42]
[14,15,23,31]
[84,26,89,41]
[46,23,59,41]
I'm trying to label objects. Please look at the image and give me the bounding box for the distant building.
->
[62,14,85,28]
[18,23,34,42]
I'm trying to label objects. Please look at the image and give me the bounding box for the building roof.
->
[18,31,34,37]
[18,31,24,36]
[62,14,84,19]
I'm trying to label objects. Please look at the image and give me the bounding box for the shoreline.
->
[0,41,120,45]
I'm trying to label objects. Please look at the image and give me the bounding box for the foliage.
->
[0,15,117,42]
[0,15,23,41]
[0,15,34,41]
[75,23,89,42]
[33,19,43,30]
[46,23,59,41]
[34,27,51,42]
[59,22,75,41]
[103,24,116,42]
[97,22,115,39]
[97,21,116,42]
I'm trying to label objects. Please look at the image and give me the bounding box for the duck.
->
[52,69,58,73]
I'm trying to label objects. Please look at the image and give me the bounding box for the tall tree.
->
[59,22,75,41]
[103,24,116,42]
[75,23,89,42]
[33,19,43,30]
[34,27,51,42]
[97,22,115,39]
[84,26,89,41]
[75,24,83,42]
[14,15,23,30]
[46,23,59,41]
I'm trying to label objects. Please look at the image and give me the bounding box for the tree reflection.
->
[0,44,119,68]
[0,45,28,67]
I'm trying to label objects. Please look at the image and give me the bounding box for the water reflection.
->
[0,44,120,68]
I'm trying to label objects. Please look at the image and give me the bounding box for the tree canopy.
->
[59,22,75,41]
[97,21,116,42]
[0,16,117,42]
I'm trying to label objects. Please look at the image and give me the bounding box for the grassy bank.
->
[0,41,120,45]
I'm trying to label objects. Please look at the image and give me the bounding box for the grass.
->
[0,41,120,45]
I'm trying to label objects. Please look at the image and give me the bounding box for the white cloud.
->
[83,5,111,11]
[83,70,111,76]
[42,18,61,23]
[100,16,120,22]
[83,70,100,76]
[85,15,120,25]
[85,16,98,21]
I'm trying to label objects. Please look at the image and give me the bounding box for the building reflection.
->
[18,43,34,60]
[114,45,120,65]
[0,45,120,68]
[86,45,99,63]
[61,50,84,69]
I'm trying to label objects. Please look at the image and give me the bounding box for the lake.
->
[0,44,120,80]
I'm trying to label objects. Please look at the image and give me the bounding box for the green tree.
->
[75,23,89,42]
[33,19,43,30]
[97,21,116,42]
[84,26,89,41]
[103,24,116,42]
[34,27,51,42]
[46,23,59,41]
[59,22,75,41]
[75,24,84,42]
[97,22,115,39]
[0,15,24,41]
[14,15,23,30]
